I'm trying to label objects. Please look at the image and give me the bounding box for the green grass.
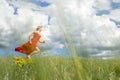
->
[0,56,120,80]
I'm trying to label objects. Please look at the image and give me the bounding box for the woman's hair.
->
[36,26,42,31]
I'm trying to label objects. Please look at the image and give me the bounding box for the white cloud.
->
[108,9,120,21]
[112,0,120,3]
[45,0,120,57]
[87,15,120,47]
[0,0,120,57]
[93,0,111,11]
[0,0,49,48]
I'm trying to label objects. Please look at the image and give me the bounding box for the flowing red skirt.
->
[15,41,36,55]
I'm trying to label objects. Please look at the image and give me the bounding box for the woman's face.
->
[38,28,42,32]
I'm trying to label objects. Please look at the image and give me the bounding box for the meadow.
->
[0,56,120,80]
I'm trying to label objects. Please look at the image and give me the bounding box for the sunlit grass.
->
[0,56,120,80]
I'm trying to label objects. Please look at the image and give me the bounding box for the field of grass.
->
[0,56,120,80]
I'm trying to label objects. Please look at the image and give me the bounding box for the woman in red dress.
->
[15,26,45,58]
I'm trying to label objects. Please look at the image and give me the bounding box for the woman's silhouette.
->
[15,26,45,58]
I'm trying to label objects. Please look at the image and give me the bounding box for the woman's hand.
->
[29,40,32,44]
[42,41,45,43]
[39,40,45,43]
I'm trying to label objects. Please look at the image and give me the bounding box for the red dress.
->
[15,32,41,55]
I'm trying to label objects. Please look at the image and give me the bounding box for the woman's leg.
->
[27,54,31,59]
[26,47,40,58]
[31,47,40,56]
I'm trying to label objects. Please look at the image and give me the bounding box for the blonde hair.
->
[36,26,42,31]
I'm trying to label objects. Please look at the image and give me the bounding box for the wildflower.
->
[14,57,25,68]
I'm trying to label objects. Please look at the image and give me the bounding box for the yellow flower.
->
[14,57,25,68]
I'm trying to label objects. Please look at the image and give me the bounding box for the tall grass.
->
[0,56,120,80]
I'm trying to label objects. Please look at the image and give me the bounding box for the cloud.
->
[0,0,48,49]
[108,9,120,21]
[44,0,120,57]
[0,0,65,55]
[112,0,120,3]
[93,0,111,11]
[0,0,120,57]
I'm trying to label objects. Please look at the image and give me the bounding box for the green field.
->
[0,56,120,80]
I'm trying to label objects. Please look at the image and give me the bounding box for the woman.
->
[15,26,45,58]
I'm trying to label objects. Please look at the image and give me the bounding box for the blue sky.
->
[112,2,120,9]
[30,0,50,7]
[0,0,120,58]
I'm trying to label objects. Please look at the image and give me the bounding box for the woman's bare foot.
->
[27,55,31,59]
